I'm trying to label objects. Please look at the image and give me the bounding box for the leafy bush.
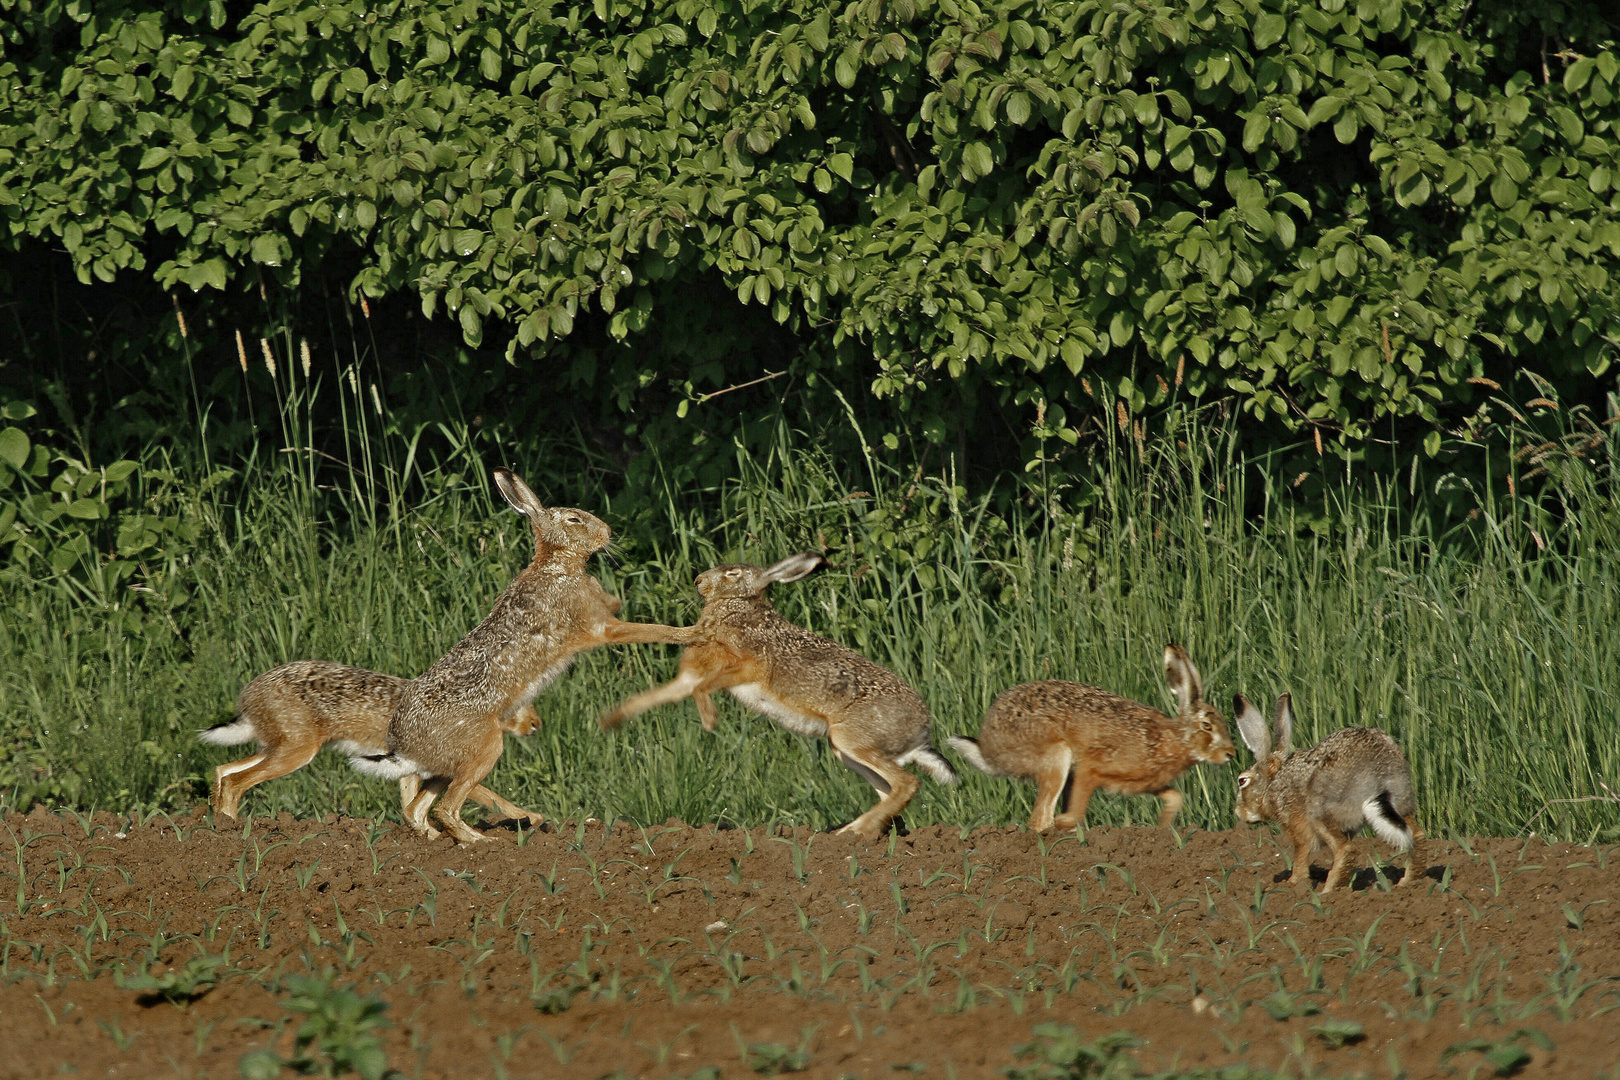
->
[1,0,1616,493]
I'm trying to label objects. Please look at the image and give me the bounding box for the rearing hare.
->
[948,645,1233,831]
[200,661,543,827]
[598,553,956,840]
[353,468,695,843]
[1233,693,1422,893]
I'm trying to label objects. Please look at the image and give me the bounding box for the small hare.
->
[598,553,956,840]
[353,468,694,843]
[948,645,1233,831]
[1233,693,1422,893]
[200,661,543,827]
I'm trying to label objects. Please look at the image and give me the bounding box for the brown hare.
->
[200,661,543,827]
[948,645,1233,831]
[597,552,956,840]
[353,468,695,843]
[1233,693,1423,893]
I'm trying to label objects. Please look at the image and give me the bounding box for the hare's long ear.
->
[493,468,545,518]
[1272,693,1294,754]
[763,551,827,584]
[1163,644,1203,713]
[1233,694,1271,760]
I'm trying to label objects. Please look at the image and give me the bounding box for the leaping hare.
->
[597,553,956,840]
[948,645,1233,831]
[1233,693,1423,893]
[201,661,543,826]
[352,468,695,843]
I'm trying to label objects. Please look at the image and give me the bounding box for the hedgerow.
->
[1,0,1617,468]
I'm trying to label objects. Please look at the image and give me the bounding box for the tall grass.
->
[2,376,1618,842]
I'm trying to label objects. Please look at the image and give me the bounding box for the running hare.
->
[353,468,695,843]
[948,645,1233,831]
[200,661,542,827]
[597,553,956,840]
[1233,693,1422,893]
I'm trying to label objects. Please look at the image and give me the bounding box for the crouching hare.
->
[354,468,695,843]
[201,661,543,825]
[949,645,1233,831]
[1233,693,1423,893]
[598,553,956,840]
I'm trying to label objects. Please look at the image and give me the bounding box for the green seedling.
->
[1005,1025,1143,1080]
[531,981,585,1015]
[115,952,227,1006]
[1440,1028,1554,1078]
[1262,989,1322,1020]
[1310,1020,1365,1048]
[238,969,392,1080]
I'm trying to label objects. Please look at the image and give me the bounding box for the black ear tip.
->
[1232,693,1247,713]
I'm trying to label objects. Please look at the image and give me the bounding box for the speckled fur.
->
[598,553,955,841]
[1233,693,1422,894]
[948,645,1234,832]
[366,468,693,844]
[201,661,542,823]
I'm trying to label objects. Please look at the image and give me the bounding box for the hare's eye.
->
[1237,776,1250,788]
[565,514,582,525]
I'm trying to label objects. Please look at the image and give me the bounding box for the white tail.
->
[1363,794,1414,851]
[900,747,958,785]
[198,717,256,746]
[351,753,426,781]
[946,736,1006,777]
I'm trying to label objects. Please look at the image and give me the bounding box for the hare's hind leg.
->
[694,691,720,732]
[599,670,705,730]
[468,785,544,825]
[212,753,266,818]
[213,741,320,820]
[404,776,445,838]
[1398,820,1425,887]
[430,725,506,844]
[830,737,919,841]
[1315,820,1356,894]
[1039,747,1079,831]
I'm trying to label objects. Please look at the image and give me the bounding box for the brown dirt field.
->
[1,806,1617,1079]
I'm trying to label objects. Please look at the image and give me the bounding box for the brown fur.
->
[372,469,694,844]
[949,645,1234,831]
[1234,693,1423,893]
[203,661,542,826]
[598,553,955,841]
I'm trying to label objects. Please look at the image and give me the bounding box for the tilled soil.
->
[1,806,1617,1079]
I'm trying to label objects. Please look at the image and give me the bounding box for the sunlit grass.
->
[3,400,1618,843]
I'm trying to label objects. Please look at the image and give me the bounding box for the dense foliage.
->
[2,0,1617,481]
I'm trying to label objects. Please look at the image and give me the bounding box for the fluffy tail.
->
[198,716,256,746]
[900,746,958,785]
[1363,792,1414,851]
[945,736,1007,777]
[350,753,426,781]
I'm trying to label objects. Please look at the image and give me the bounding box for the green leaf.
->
[1251,13,1287,49]
[0,428,29,471]
[250,235,283,265]
[237,1049,284,1079]
[962,142,995,178]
